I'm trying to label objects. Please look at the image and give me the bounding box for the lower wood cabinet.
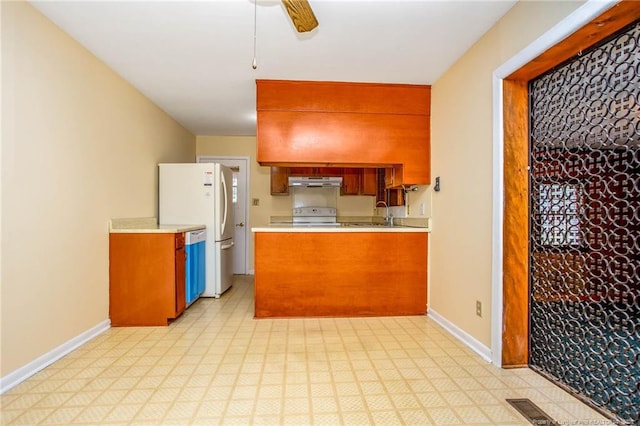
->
[109,232,186,326]
[254,231,428,317]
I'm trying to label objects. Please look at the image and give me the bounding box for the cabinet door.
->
[270,167,289,195]
[175,245,186,316]
[318,167,342,176]
[341,168,360,195]
[384,165,406,189]
[388,189,404,206]
[361,169,377,196]
[384,167,395,188]
[109,233,182,326]
[288,167,314,176]
[174,233,186,316]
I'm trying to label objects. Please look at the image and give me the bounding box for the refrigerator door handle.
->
[220,170,228,237]
[221,241,234,250]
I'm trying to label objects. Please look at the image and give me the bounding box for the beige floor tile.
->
[309,382,334,398]
[428,407,463,425]
[454,405,492,424]
[104,404,143,422]
[389,393,422,410]
[481,404,527,424]
[71,405,112,424]
[341,411,373,425]
[39,406,84,425]
[133,401,170,421]
[416,391,447,408]
[338,395,368,412]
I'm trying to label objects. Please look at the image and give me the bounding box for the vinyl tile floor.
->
[1,275,612,425]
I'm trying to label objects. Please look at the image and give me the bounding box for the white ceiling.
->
[31,0,517,136]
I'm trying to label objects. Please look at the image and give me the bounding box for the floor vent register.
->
[506,398,558,425]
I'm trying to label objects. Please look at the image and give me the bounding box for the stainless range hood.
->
[288,176,342,188]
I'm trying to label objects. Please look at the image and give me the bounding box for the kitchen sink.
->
[342,222,389,227]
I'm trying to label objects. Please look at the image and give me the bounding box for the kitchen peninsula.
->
[252,224,428,318]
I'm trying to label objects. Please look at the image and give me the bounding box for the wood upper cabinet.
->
[289,167,342,177]
[257,80,431,185]
[341,168,360,195]
[271,166,378,196]
[109,232,186,326]
[361,168,377,196]
[342,168,377,196]
[257,79,430,115]
[270,167,289,195]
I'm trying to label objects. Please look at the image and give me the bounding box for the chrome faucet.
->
[375,201,394,226]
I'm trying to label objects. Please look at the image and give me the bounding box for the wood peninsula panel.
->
[257,110,430,184]
[256,80,431,185]
[254,232,428,318]
[257,80,430,115]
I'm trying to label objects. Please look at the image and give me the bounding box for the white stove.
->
[292,206,338,226]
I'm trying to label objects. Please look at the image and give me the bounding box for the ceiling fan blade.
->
[281,0,318,33]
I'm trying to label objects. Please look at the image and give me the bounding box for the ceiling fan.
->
[281,0,318,33]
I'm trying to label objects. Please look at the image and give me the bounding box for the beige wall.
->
[1,1,195,377]
[430,0,584,347]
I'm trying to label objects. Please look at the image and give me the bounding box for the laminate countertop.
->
[251,223,429,233]
[109,217,205,234]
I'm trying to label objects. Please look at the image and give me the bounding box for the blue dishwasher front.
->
[185,229,206,305]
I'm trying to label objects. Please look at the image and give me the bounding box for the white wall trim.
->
[491,73,505,367]
[428,309,492,363]
[490,0,618,366]
[0,319,111,394]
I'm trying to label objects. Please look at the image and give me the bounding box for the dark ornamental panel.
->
[529,20,639,425]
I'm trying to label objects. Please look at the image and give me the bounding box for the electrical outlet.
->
[420,203,425,216]
[252,198,260,206]
[476,301,482,317]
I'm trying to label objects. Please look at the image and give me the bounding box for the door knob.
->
[236,222,245,227]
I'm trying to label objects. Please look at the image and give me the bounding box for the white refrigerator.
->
[159,163,234,298]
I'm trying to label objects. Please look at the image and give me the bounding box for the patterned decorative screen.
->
[529,20,639,424]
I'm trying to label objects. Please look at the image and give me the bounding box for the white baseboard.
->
[0,319,111,394]
[427,309,492,363]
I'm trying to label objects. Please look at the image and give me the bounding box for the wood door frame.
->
[493,0,640,367]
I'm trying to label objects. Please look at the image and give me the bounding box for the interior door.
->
[198,156,248,275]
